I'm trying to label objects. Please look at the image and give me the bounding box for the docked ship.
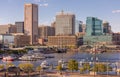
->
[2,55,16,61]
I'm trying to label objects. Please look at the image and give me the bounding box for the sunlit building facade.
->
[48,35,77,47]
[38,25,55,39]
[55,11,75,35]
[0,24,16,34]
[24,3,38,45]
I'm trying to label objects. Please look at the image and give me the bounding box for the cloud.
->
[34,0,47,2]
[34,0,48,7]
[112,10,120,13]
[39,3,48,7]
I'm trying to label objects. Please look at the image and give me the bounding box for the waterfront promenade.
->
[0,72,119,77]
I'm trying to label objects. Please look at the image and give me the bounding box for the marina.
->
[0,52,120,68]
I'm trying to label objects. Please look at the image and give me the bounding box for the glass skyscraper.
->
[86,17,103,36]
[83,17,112,45]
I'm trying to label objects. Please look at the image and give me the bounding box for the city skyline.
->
[0,0,120,32]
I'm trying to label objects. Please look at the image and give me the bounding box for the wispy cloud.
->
[34,0,48,7]
[39,3,48,7]
[34,0,47,2]
[112,10,120,13]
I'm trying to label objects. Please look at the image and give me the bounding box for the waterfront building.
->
[15,22,24,33]
[0,34,14,48]
[38,25,55,39]
[48,35,77,47]
[75,20,83,33]
[84,17,112,45]
[86,17,103,36]
[38,38,44,45]
[0,24,16,34]
[24,3,38,45]
[14,33,30,47]
[103,21,112,34]
[0,33,30,48]
[112,33,120,45]
[82,24,86,34]
[55,10,75,35]
[83,35,112,45]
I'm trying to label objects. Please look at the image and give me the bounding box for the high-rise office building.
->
[103,21,112,34]
[15,22,24,33]
[55,11,75,35]
[38,25,55,39]
[86,17,103,36]
[75,20,83,33]
[24,3,38,45]
[0,24,16,34]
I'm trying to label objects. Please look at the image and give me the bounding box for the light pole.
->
[107,60,109,77]
[91,42,99,77]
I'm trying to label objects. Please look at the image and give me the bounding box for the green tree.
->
[18,63,34,77]
[0,64,4,70]
[79,63,91,73]
[83,63,91,71]
[92,63,112,72]
[6,63,15,68]
[56,64,62,73]
[68,59,78,72]
[36,66,42,76]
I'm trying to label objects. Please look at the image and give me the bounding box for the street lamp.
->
[91,56,98,77]
[58,59,64,77]
[106,60,109,77]
[4,60,8,77]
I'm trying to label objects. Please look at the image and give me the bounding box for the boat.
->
[40,60,49,69]
[2,56,16,61]
[19,54,36,61]
[44,54,54,58]
[19,53,45,61]
[32,53,46,60]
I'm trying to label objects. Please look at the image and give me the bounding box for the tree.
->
[36,66,42,76]
[18,63,34,77]
[92,63,112,72]
[56,64,62,73]
[6,63,15,68]
[0,64,4,70]
[79,63,91,73]
[68,59,78,72]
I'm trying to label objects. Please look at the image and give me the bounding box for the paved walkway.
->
[47,73,120,77]
[0,72,119,77]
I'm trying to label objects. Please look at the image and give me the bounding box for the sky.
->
[0,0,120,32]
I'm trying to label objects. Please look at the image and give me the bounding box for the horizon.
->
[0,0,120,32]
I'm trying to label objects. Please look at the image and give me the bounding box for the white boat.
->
[19,54,34,61]
[32,53,45,59]
[41,60,49,69]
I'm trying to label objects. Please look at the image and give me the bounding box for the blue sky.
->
[0,0,120,32]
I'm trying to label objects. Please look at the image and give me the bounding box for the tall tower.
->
[55,11,75,35]
[24,3,38,45]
